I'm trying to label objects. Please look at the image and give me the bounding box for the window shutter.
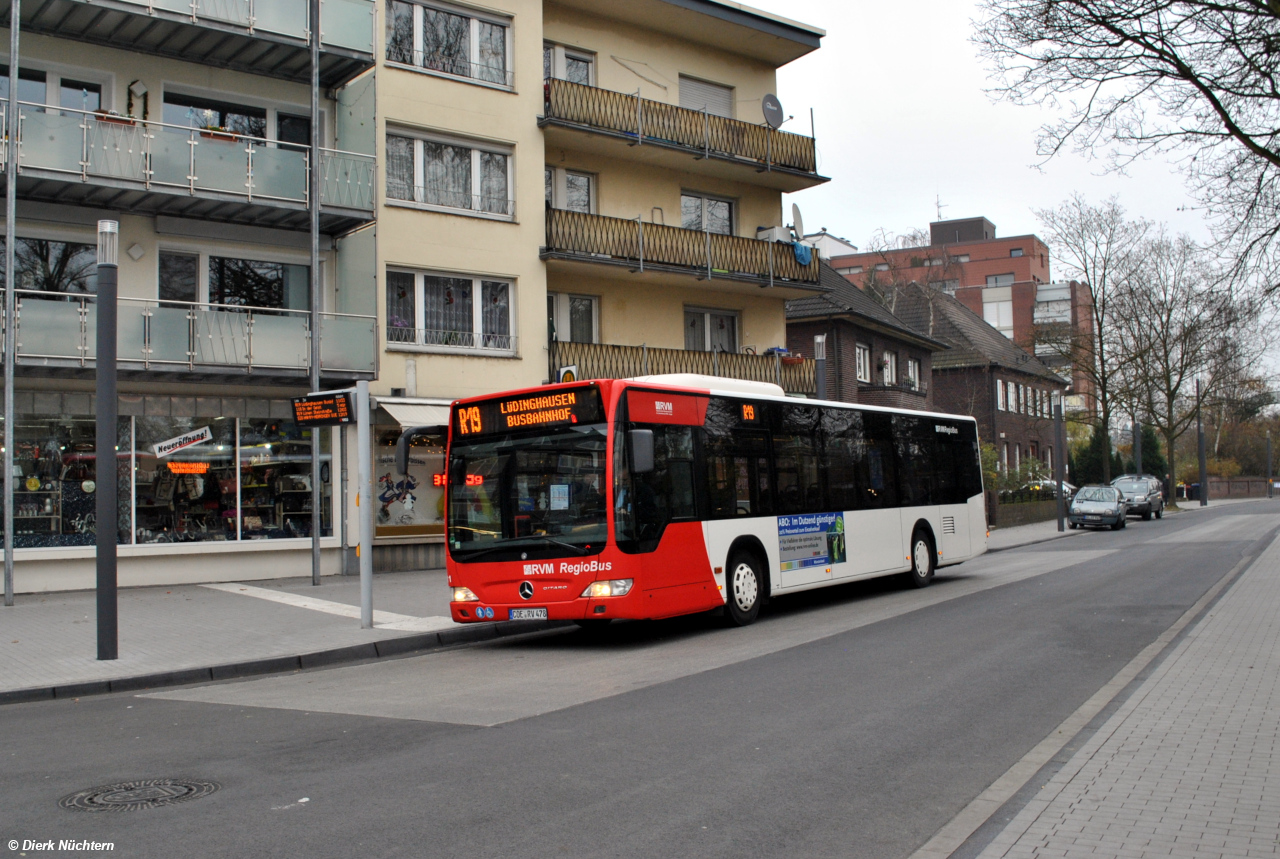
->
[679,75,733,118]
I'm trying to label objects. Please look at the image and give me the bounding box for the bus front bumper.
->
[451,596,629,623]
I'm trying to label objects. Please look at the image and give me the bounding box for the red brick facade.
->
[787,320,935,411]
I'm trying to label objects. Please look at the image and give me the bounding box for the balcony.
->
[3,0,375,88]
[550,341,816,396]
[1,103,375,233]
[540,79,828,193]
[2,290,376,381]
[543,209,822,293]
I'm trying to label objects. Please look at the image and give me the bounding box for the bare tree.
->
[1110,231,1255,502]
[1034,194,1149,482]
[974,1,1280,293]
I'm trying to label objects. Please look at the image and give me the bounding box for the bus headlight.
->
[580,579,634,598]
[452,586,479,602]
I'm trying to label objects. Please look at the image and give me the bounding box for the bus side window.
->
[863,412,900,508]
[616,424,697,551]
[776,404,823,515]
[821,408,862,512]
[893,414,935,507]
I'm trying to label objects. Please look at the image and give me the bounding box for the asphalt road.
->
[3,503,1277,859]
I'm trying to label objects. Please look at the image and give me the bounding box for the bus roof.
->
[451,376,980,426]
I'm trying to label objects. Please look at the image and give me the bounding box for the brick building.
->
[830,216,1095,413]
[786,264,946,410]
[878,282,1068,473]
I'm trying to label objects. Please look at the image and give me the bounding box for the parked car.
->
[1068,485,1128,530]
[1111,475,1165,520]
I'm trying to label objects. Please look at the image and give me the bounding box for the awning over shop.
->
[376,400,452,429]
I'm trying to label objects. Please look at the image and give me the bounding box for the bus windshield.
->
[448,423,609,562]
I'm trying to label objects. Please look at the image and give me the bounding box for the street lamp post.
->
[96,220,119,660]
[1054,396,1065,532]
[1267,431,1273,500]
[3,1,20,609]
[1197,378,1208,507]
[1133,420,1142,475]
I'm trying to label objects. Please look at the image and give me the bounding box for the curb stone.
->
[0,619,574,707]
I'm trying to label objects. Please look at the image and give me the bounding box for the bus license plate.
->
[509,608,547,620]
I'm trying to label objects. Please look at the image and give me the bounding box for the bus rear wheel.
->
[725,551,763,626]
[905,529,935,588]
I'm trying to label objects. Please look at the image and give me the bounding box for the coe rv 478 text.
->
[434,377,987,626]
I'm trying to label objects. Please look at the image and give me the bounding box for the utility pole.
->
[1197,378,1208,507]
[309,0,322,585]
[95,220,119,660]
[3,0,20,608]
[1267,430,1273,500]
[1133,420,1142,475]
[1054,398,1065,532]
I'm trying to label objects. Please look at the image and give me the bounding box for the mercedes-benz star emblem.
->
[519,581,534,600]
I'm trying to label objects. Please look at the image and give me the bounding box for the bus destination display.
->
[292,392,354,427]
[455,386,604,436]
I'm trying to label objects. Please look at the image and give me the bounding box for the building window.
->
[678,75,733,118]
[681,192,734,235]
[954,254,970,263]
[0,237,96,294]
[387,131,513,217]
[984,299,1014,338]
[986,273,1015,287]
[545,166,595,213]
[59,79,101,113]
[685,308,737,353]
[156,251,308,310]
[385,269,514,352]
[1010,248,1024,258]
[163,92,268,139]
[874,263,889,271]
[1046,446,1053,471]
[906,357,921,391]
[1015,444,1021,469]
[543,43,594,84]
[0,66,48,107]
[1001,442,1009,471]
[855,344,871,383]
[882,351,897,385]
[839,266,863,275]
[386,0,512,87]
[548,292,597,343]
[997,378,1006,411]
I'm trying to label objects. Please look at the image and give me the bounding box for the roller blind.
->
[679,75,733,118]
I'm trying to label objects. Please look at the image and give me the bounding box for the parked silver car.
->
[1068,485,1128,530]
[1111,475,1165,520]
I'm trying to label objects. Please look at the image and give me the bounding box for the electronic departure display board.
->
[453,385,605,437]
[292,392,354,427]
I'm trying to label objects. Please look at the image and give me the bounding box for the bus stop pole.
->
[356,380,373,628]
[1054,400,1065,532]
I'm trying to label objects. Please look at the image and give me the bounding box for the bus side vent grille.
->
[942,516,956,535]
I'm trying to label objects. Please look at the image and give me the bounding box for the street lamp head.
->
[96,220,119,267]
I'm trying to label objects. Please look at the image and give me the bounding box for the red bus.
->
[434,374,987,627]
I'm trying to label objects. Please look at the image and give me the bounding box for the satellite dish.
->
[791,203,805,242]
[762,93,785,130]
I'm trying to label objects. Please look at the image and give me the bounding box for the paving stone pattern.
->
[977,531,1280,858]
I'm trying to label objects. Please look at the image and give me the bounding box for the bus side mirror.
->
[629,429,655,474]
[395,425,444,475]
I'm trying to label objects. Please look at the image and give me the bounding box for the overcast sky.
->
[746,0,1213,260]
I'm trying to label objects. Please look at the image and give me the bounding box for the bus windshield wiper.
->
[454,536,591,561]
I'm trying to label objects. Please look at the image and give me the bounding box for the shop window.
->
[239,419,332,540]
[133,417,237,543]
[375,422,445,537]
[0,416,129,548]
[0,237,97,294]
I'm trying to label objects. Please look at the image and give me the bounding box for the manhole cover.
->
[59,779,220,812]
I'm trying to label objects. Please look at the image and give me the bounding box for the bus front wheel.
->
[906,529,935,588]
[725,551,763,626]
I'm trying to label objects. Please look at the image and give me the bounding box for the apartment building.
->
[1,1,378,591]
[831,216,1096,414]
[370,0,829,570]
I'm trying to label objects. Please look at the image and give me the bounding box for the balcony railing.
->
[550,341,816,396]
[2,290,376,376]
[386,327,517,353]
[543,78,818,176]
[1,102,375,219]
[544,209,821,286]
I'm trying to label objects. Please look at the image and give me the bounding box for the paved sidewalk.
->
[975,526,1280,858]
[0,569,555,702]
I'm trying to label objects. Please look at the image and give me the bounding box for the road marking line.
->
[200,583,452,630]
[907,543,1265,859]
